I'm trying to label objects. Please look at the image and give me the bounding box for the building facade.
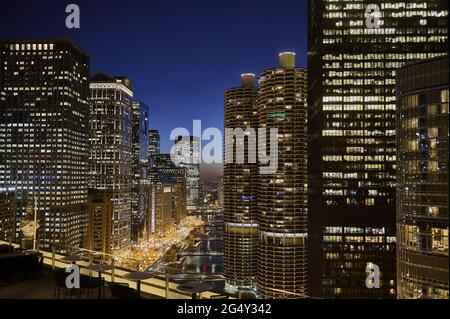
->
[257,53,308,298]
[218,174,224,207]
[131,100,149,243]
[308,0,448,298]
[148,129,161,163]
[148,171,186,236]
[0,190,16,242]
[396,56,449,299]
[173,136,200,208]
[89,73,133,250]
[151,154,187,225]
[148,129,161,185]
[86,189,112,255]
[149,183,174,235]
[223,74,259,292]
[0,39,90,250]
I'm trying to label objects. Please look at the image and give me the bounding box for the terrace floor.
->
[0,267,162,299]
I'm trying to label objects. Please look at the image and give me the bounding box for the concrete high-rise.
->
[396,56,449,299]
[86,189,112,255]
[257,53,308,298]
[223,73,259,292]
[0,39,90,250]
[308,0,448,298]
[89,73,133,250]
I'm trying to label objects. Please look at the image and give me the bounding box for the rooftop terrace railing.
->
[2,240,318,299]
[0,240,225,299]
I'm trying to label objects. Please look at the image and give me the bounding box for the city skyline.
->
[0,0,308,183]
[0,0,448,302]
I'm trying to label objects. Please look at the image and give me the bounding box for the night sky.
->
[0,0,308,181]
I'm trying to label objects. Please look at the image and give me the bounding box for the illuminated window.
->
[404,225,419,248]
[432,228,448,253]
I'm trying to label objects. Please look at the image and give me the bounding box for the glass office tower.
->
[396,56,449,299]
[223,73,259,292]
[89,73,133,250]
[86,189,113,255]
[258,53,308,298]
[131,100,149,243]
[308,0,448,298]
[0,39,90,250]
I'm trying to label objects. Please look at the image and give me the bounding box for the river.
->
[180,213,224,292]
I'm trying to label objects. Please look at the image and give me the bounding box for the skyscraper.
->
[223,73,259,292]
[308,0,448,298]
[151,153,187,225]
[0,39,90,250]
[131,100,149,243]
[396,56,449,299]
[86,189,112,255]
[89,73,133,250]
[148,171,185,235]
[173,136,200,208]
[148,129,161,162]
[258,53,308,298]
[147,130,161,186]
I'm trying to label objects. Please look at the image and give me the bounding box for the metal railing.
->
[2,240,320,299]
[0,240,225,299]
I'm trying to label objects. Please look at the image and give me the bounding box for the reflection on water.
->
[198,239,223,252]
[180,213,224,292]
[182,255,223,274]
